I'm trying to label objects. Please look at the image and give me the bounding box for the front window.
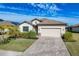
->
[23,26,29,32]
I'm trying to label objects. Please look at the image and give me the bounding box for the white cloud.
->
[52,4,61,11]
[0,4,24,10]
[0,11,28,22]
[30,3,62,16]
[0,11,78,25]
[0,11,48,22]
[0,4,62,17]
[31,3,36,7]
[37,4,46,9]
[31,3,62,11]
[7,7,24,10]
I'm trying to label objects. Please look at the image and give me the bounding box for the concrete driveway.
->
[23,37,70,56]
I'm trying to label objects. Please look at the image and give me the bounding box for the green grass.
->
[66,42,79,56]
[72,33,79,40]
[0,39,36,52]
[66,33,79,56]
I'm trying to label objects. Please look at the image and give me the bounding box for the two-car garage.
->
[19,18,66,38]
[38,26,66,38]
[40,28,61,37]
[37,19,66,38]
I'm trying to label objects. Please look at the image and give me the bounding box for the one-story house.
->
[70,24,79,32]
[19,18,67,37]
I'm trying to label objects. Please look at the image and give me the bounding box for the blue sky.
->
[0,3,79,25]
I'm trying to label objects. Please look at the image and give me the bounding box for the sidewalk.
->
[0,50,22,56]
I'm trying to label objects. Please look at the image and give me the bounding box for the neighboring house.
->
[70,24,79,32]
[0,21,16,26]
[19,18,67,37]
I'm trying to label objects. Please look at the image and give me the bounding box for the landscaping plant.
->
[20,30,37,39]
[0,37,11,44]
[63,31,75,42]
[28,30,37,39]
[20,32,29,39]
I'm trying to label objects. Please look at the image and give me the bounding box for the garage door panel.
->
[40,28,61,37]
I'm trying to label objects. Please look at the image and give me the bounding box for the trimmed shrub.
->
[28,30,37,39]
[20,32,29,39]
[20,31,37,39]
[63,31,76,42]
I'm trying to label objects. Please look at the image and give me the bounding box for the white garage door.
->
[40,28,61,37]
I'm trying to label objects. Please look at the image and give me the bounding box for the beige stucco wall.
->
[19,23,35,32]
[38,26,66,36]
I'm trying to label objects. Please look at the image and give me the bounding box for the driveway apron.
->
[23,37,70,56]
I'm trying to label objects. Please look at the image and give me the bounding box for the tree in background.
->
[0,24,20,38]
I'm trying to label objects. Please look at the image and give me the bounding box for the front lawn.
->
[66,33,79,56]
[0,39,36,52]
